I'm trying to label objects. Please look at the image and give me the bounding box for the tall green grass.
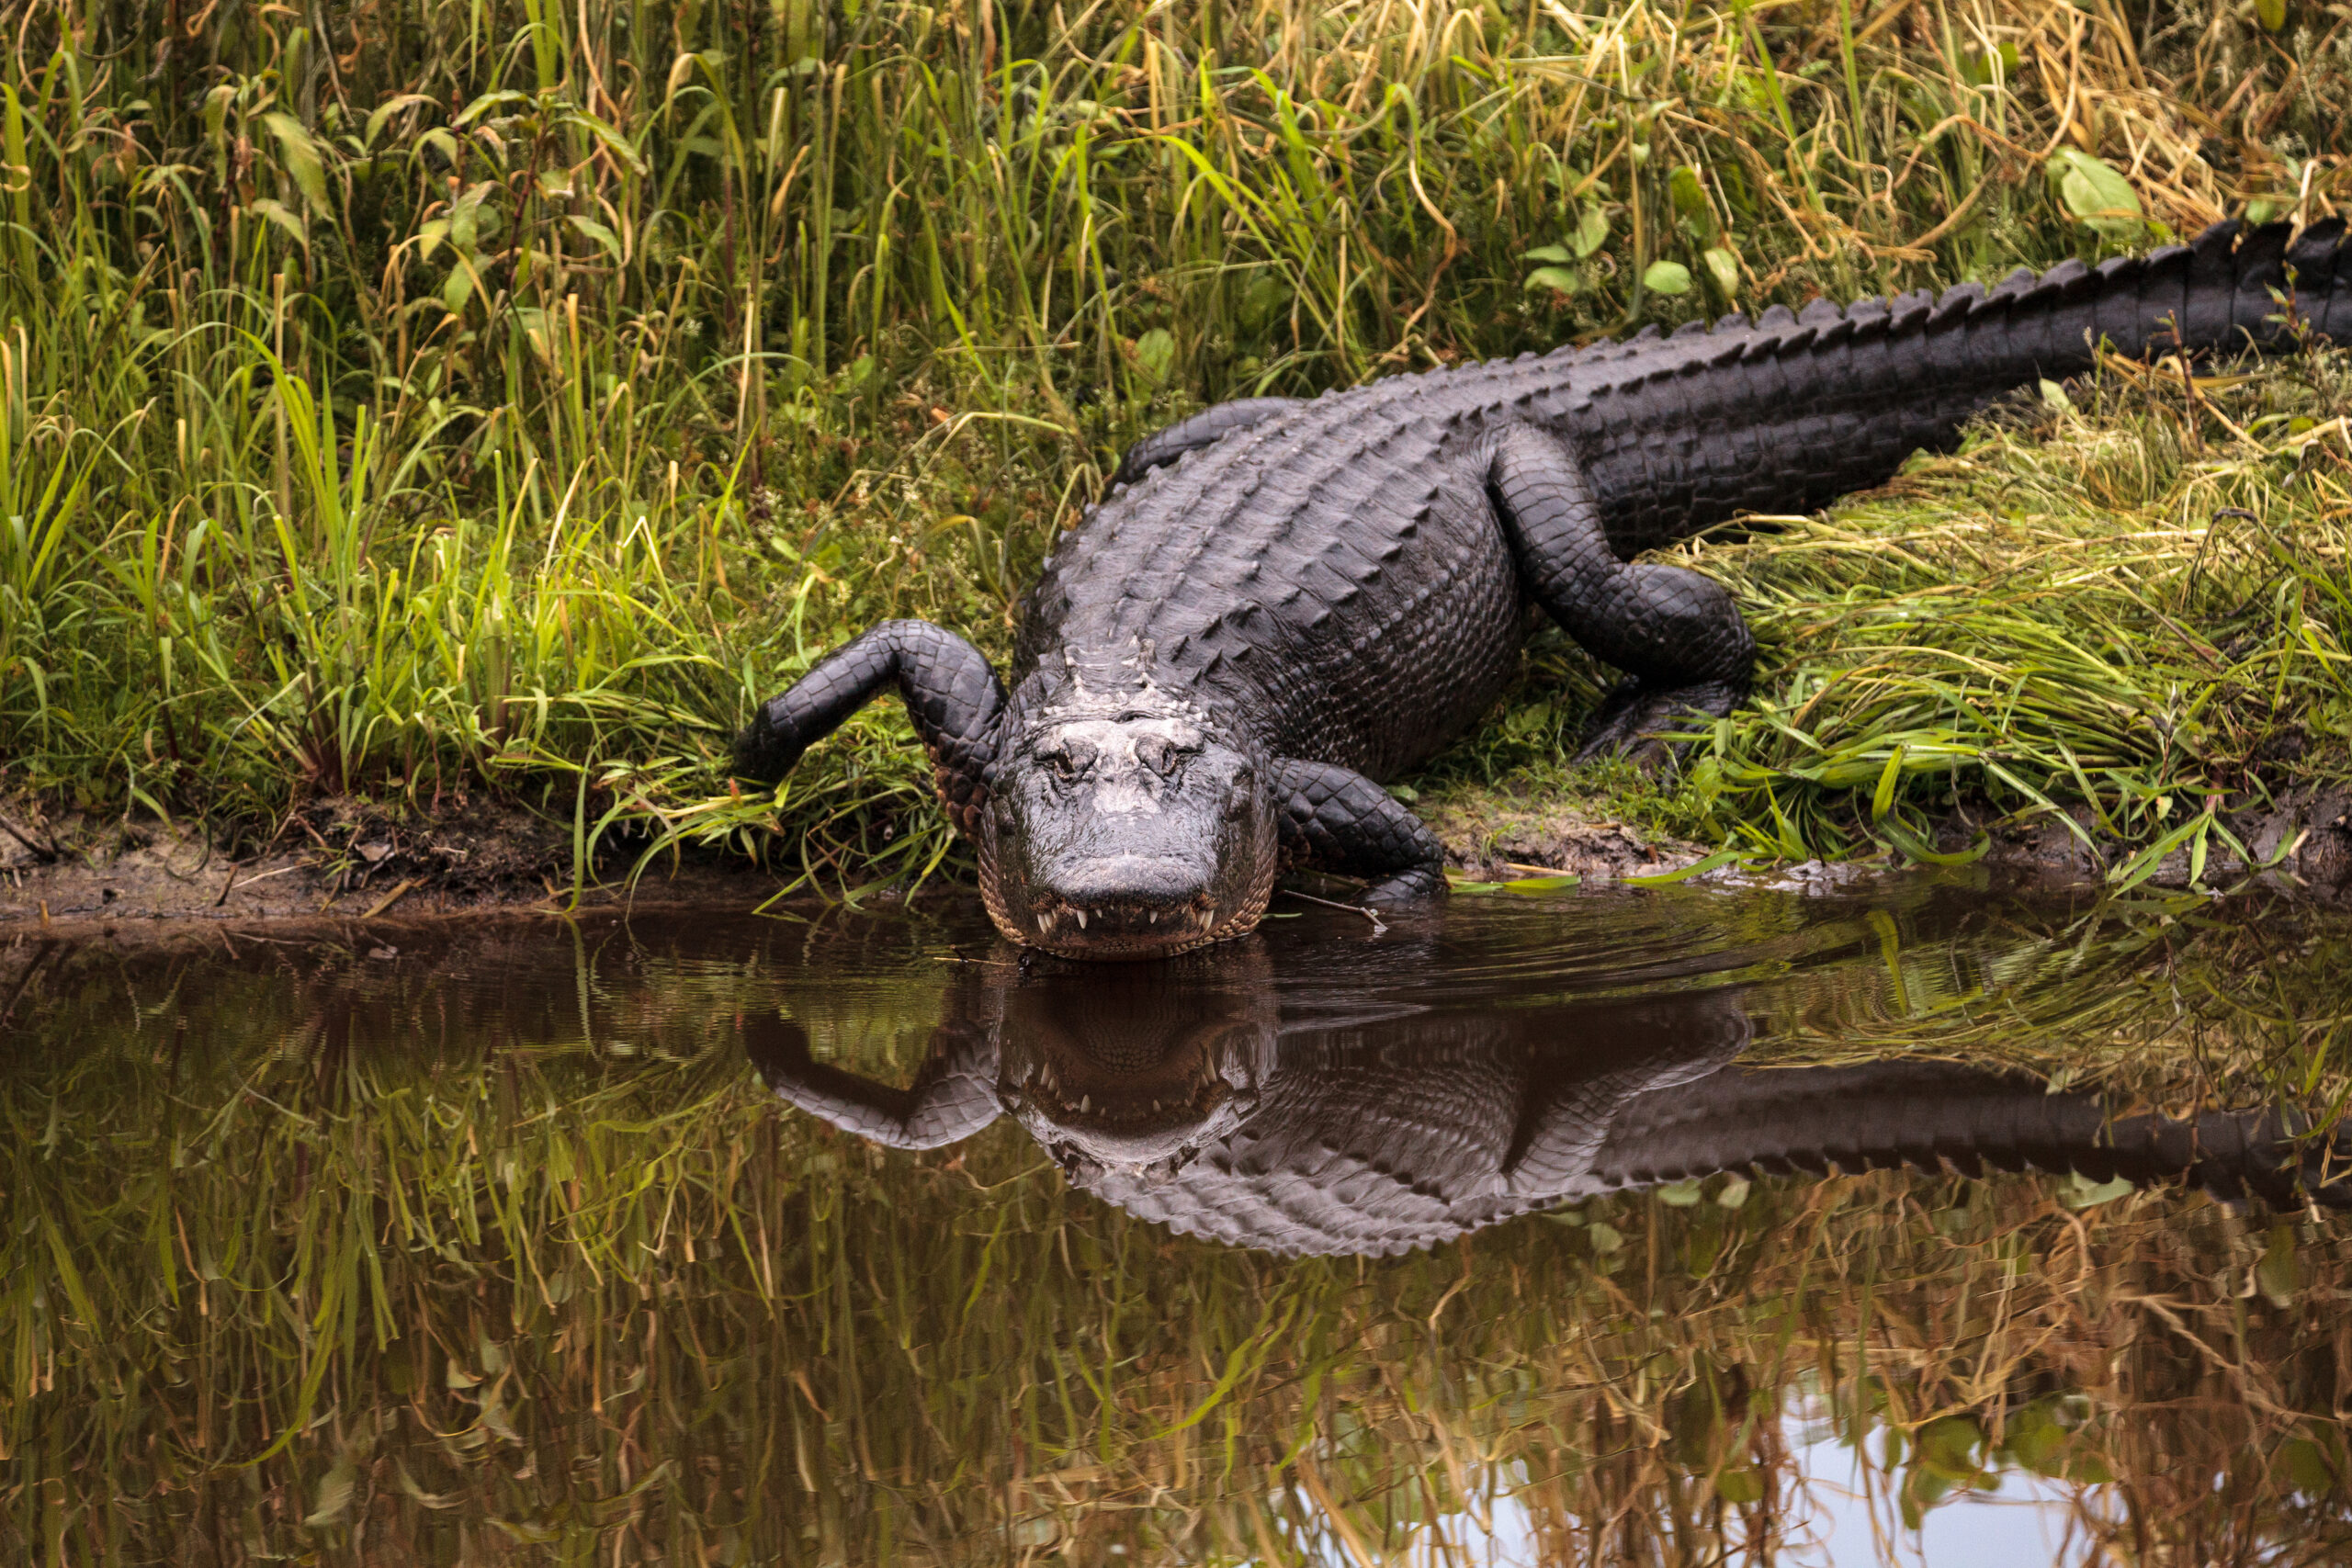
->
[0,0,2346,885]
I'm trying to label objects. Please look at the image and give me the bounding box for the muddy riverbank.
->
[7,780,2352,931]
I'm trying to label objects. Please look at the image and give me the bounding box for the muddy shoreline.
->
[5,784,2349,939]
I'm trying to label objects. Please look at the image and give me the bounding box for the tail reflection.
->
[745,939,2347,1258]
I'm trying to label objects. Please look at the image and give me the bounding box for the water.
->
[5,880,2348,1563]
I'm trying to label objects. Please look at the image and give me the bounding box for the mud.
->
[5,781,2349,935]
[0,796,787,932]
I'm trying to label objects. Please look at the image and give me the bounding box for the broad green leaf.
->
[2255,0,2286,30]
[1871,742,1906,819]
[1574,203,1610,257]
[1716,1470,1765,1505]
[202,83,235,141]
[1703,246,1740,297]
[365,93,437,147]
[1521,243,1575,263]
[1625,844,1745,884]
[456,89,532,128]
[1523,265,1579,296]
[1132,327,1176,386]
[566,215,622,260]
[2048,148,2144,242]
[261,111,332,218]
[1643,259,1691,295]
[246,197,309,247]
[1669,164,1713,230]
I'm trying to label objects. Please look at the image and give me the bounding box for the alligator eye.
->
[1137,736,1181,776]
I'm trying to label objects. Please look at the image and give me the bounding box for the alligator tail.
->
[1592,1061,2349,1210]
[1576,218,2352,549]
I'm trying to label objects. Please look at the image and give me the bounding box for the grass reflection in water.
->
[3,885,2347,1564]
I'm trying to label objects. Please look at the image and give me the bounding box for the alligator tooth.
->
[1037,913,1051,934]
[1073,908,1087,930]
[1078,1094,1093,1114]
[1148,910,1158,924]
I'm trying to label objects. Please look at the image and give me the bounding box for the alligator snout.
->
[1027,871,1221,945]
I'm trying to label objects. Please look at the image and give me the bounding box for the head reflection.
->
[746,933,2346,1258]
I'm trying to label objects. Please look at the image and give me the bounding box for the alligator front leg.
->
[733,619,1007,838]
[741,1013,1002,1150]
[1487,426,1755,762]
[1114,398,1300,486]
[1270,758,1446,907]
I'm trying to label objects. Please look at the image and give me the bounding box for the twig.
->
[0,814,59,864]
[1276,887,1387,935]
[361,877,422,919]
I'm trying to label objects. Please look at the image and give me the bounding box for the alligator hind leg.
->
[1487,426,1754,763]
[733,619,1007,838]
[1114,398,1300,486]
[1270,758,1446,907]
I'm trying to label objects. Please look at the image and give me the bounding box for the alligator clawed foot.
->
[1575,678,1744,773]
[1356,864,1447,908]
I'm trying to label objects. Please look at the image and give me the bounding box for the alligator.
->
[735,219,2352,959]
[745,937,2350,1258]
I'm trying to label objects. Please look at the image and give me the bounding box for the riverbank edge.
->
[5,782,2348,934]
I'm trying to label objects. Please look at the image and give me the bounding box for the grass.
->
[0,0,2347,894]
[4,896,2349,1563]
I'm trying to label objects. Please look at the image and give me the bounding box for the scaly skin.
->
[737,220,2352,958]
[746,964,2350,1258]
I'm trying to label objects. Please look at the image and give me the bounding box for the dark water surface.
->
[5,881,2349,1564]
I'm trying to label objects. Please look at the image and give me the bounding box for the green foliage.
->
[0,0,2345,886]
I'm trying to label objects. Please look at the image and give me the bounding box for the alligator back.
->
[1012,220,2352,777]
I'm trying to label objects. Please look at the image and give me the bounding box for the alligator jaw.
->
[1015,890,1239,959]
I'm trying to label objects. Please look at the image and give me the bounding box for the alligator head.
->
[978,649,1279,960]
[998,948,1278,1179]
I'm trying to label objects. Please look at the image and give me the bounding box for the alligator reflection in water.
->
[8,888,2352,1565]
[752,917,2348,1256]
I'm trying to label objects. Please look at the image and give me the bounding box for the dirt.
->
[1422,781,2352,902]
[0,795,791,933]
[6,781,2350,939]
[1420,787,1714,883]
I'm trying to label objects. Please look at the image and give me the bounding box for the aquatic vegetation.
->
[0,0,2345,891]
[2,893,2347,1562]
